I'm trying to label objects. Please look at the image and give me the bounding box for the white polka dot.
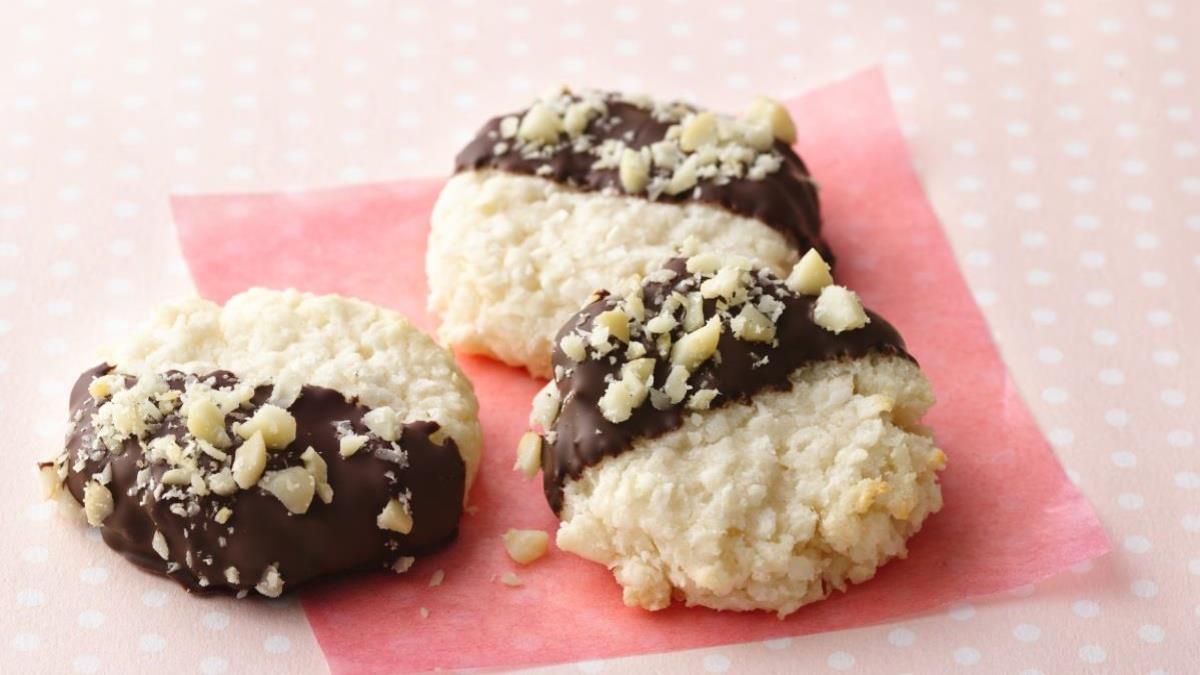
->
[953,646,981,666]
[1048,428,1074,447]
[1073,599,1100,618]
[1147,309,1173,326]
[1175,472,1200,490]
[203,611,230,630]
[1110,451,1137,468]
[1006,120,1030,136]
[827,651,855,670]
[947,602,975,620]
[1031,308,1056,324]
[1016,193,1042,210]
[1161,389,1186,406]
[762,637,792,650]
[1041,387,1068,404]
[1118,493,1144,510]
[199,656,228,675]
[1078,644,1106,664]
[888,628,916,647]
[1037,347,1063,364]
[142,590,168,607]
[264,635,292,654]
[1135,624,1165,644]
[78,609,105,629]
[1124,535,1151,554]
[1020,230,1047,247]
[22,546,48,563]
[138,633,166,652]
[1152,350,1179,367]
[17,588,45,607]
[11,632,40,652]
[73,655,100,674]
[1183,514,1200,532]
[1169,430,1195,447]
[955,176,981,191]
[964,250,991,267]
[1098,368,1125,385]
[1063,140,1090,157]
[1085,289,1113,307]
[1131,579,1159,598]
[1128,195,1154,211]
[1092,329,1118,346]
[702,654,730,672]
[1079,250,1106,268]
[1013,623,1041,642]
[1189,559,1200,575]
[961,213,987,229]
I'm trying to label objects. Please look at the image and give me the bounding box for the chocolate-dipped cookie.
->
[427,88,828,377]
[518,252,945,616]
[39,289,482,597]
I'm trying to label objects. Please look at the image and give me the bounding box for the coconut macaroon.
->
[428,88,829,377]
[519,252,946,616]
[39,288,482,597]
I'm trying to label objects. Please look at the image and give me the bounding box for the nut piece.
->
[619,147,650,193]
[498,115,519,139]
[236,404,296,450]
[686,252,722,274]
[680,111,718,151]
[259,467,316,515]
[87,376,112,401]
[513,431,543,479]
[502,529,550,564]
[392,556,416,574]
[255,564,284,598]
[597,358,655,424]
[362,406,401,442]
[82,481,114,526]
[301,447,334,504]
[377,498,414,534]
[560,334,587,362]
[662,365,691,404]
[670,316,722,371]
[517,102,563,144]
[687,388,719,410]
[339,434,369,458]
[208,468,238,496]
[151,531,170,560]
[528,382,561,430]
[500,572,523,587]
[594,309,630,343]
[429,569,445,587]
[186,395,227,447]
[232,431,268,489]
[744,95,797,144]
[813,285,871,334]
[786,248,833,296]
[563,102,594,137]
[215,507,233,525]
[731,304,776,342]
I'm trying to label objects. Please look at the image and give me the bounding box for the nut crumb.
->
[502,529,550,564]
[500,572,523,587]
[513,431,543,478]
[429,569,445,587]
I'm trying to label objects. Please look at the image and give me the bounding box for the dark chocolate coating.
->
[455,94,831,261]
[56,364,465,596]
[542,259,911,513]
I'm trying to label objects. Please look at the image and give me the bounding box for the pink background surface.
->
[3,2,1197,673]
[171,70,1107,672]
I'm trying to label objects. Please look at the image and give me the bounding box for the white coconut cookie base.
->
[555,354,944,617]
[427,170,800,378]
[100,288,483,488]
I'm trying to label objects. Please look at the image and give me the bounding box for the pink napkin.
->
[171,69,1109,673]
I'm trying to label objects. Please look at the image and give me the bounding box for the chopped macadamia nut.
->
[502,529,550,564]
[619,147,650,193]
[259,467,316,515]
[786,248,833,296]
[700,266,743,301]
[161,468,193,486]
[560,334,587,362]
[744,95,797,144]
[208,468,238,496]
[255,564,284,598]
[151,531,170,560]
[514,431,543,478]
[687,388,719,410]
[377,498,414,534]
[232,431,268,489]
[500,572,523,587]
[499,115,519,139]
[429,569,445,587]
[236,404,296,450]
[814,285,871,334]
[517,103,563,144]
[87,376,114,401]
[680,111,718,151]
[662,365,691,404]
[338,434,369,458]
[391,556,416,574]
[528,382,561,430]
[362,406,401,442]
[301,447,334,504]
[598,359,655,423]
[186,395,227,447]
[686,253,722,274]
[594,309,630,343]
[670,316,722,370]
[731,304,776,342]
[215,507,233,525]
[82,481,113,526]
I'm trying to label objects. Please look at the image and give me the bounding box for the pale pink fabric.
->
[172,70,1108,673]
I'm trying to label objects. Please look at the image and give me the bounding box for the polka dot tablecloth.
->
[2,1,1195,673]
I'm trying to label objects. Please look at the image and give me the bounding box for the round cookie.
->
[39,288,482,597]
[428,88,829,377]
[521,253,945,616]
